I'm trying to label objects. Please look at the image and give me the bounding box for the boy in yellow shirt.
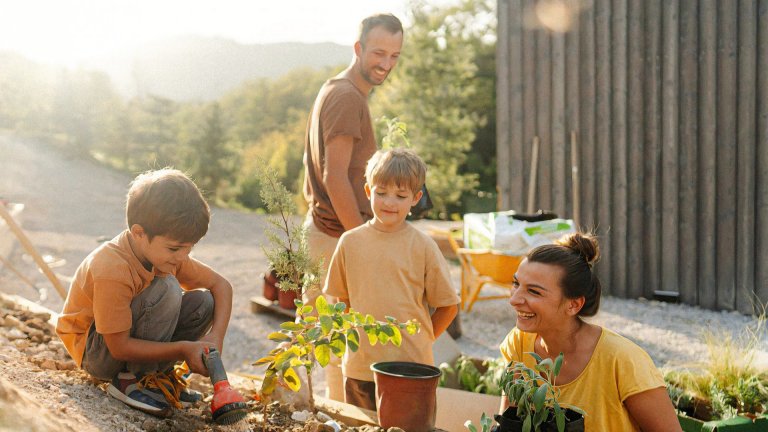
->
[56,168,233,418]
[323,148,459,410]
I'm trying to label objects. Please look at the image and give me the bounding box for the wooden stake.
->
[0,204,67,299]
[0,255,39,291]
[527,136,540,213]
[571,130,580,227]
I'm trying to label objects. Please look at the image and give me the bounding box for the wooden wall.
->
[496,0,768,313]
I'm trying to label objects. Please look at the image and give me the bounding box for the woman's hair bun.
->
[556,232,600,266]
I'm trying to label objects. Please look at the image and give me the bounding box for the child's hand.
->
[198,333,223,354]
[182,341,214,376]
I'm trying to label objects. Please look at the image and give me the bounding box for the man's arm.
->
[324,135,365,231]
[430,304,458,339]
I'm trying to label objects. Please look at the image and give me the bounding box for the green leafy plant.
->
[498,352,585,432]
[255,295,420,411]
[439,355,506,395]
[465,412,493,432]
[378,116,411,149]
[664,309,768,421]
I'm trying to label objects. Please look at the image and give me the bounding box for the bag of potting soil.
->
[463,211,575,255]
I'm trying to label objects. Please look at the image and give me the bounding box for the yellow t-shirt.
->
[56,230,212,367]
[500,327,665,432]
[324,222,460,381]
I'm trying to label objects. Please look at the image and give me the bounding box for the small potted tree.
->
[468,352,585,432]
[253,162,321,309]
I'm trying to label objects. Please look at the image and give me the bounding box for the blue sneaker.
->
[135,364,203,409]
[107,372,173,418]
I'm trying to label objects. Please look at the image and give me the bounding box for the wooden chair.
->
[436,229,523,312]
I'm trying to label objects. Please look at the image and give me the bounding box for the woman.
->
[499,232,681,431]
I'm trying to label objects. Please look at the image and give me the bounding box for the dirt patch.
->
[0,294,405,431]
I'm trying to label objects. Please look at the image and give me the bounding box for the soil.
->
[0,292,399,432]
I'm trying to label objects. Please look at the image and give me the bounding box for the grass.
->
[664,306,768,421]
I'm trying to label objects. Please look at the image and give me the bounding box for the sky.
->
[0,0,421,68]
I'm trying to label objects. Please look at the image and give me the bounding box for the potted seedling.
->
[439,355,506,396]
[664,312,768,431]
[262,269,279,301]
[467,352,585,432]
[253,162,321,309]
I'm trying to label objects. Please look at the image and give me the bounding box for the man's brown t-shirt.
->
[303,78,376,238]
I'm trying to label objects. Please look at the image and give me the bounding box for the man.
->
[302,13,404,401]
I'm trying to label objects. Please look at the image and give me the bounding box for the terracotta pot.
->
[262,270,279,301]
[278,288,298,310]
[371,361,441,432]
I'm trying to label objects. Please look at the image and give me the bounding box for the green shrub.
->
[665,311,768,420]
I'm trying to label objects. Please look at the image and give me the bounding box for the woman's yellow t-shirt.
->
[500,327,665,431]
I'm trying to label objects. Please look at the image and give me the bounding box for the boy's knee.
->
[181,289,214,322]
[135,276,183,310]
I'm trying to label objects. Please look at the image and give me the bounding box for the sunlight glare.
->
[0,0,420,68]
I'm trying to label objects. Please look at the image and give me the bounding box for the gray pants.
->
[82,275,214,380]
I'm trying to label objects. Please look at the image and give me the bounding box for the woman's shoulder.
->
[500,327,537,362]
[596,327,655,361]
[507,326,535,340]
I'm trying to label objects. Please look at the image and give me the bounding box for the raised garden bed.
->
[678,413,768,432]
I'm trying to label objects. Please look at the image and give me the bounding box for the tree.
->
[458,0,497,197]
[186,103,236,199]
[0,53,54,132]
[372,0,497,217]
[221,66,338,145]
[223,67,338,210]
[128,95,180,169]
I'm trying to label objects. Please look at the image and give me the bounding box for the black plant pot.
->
[492,406,585,432]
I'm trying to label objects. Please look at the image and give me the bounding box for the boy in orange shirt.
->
[323,148,459,410]
[56,168,233,418]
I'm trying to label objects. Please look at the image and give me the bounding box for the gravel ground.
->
[1,133,766,383]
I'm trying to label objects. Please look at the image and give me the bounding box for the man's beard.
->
[360,63,388,86]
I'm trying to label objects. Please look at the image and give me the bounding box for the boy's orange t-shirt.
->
[55,230,212,367]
